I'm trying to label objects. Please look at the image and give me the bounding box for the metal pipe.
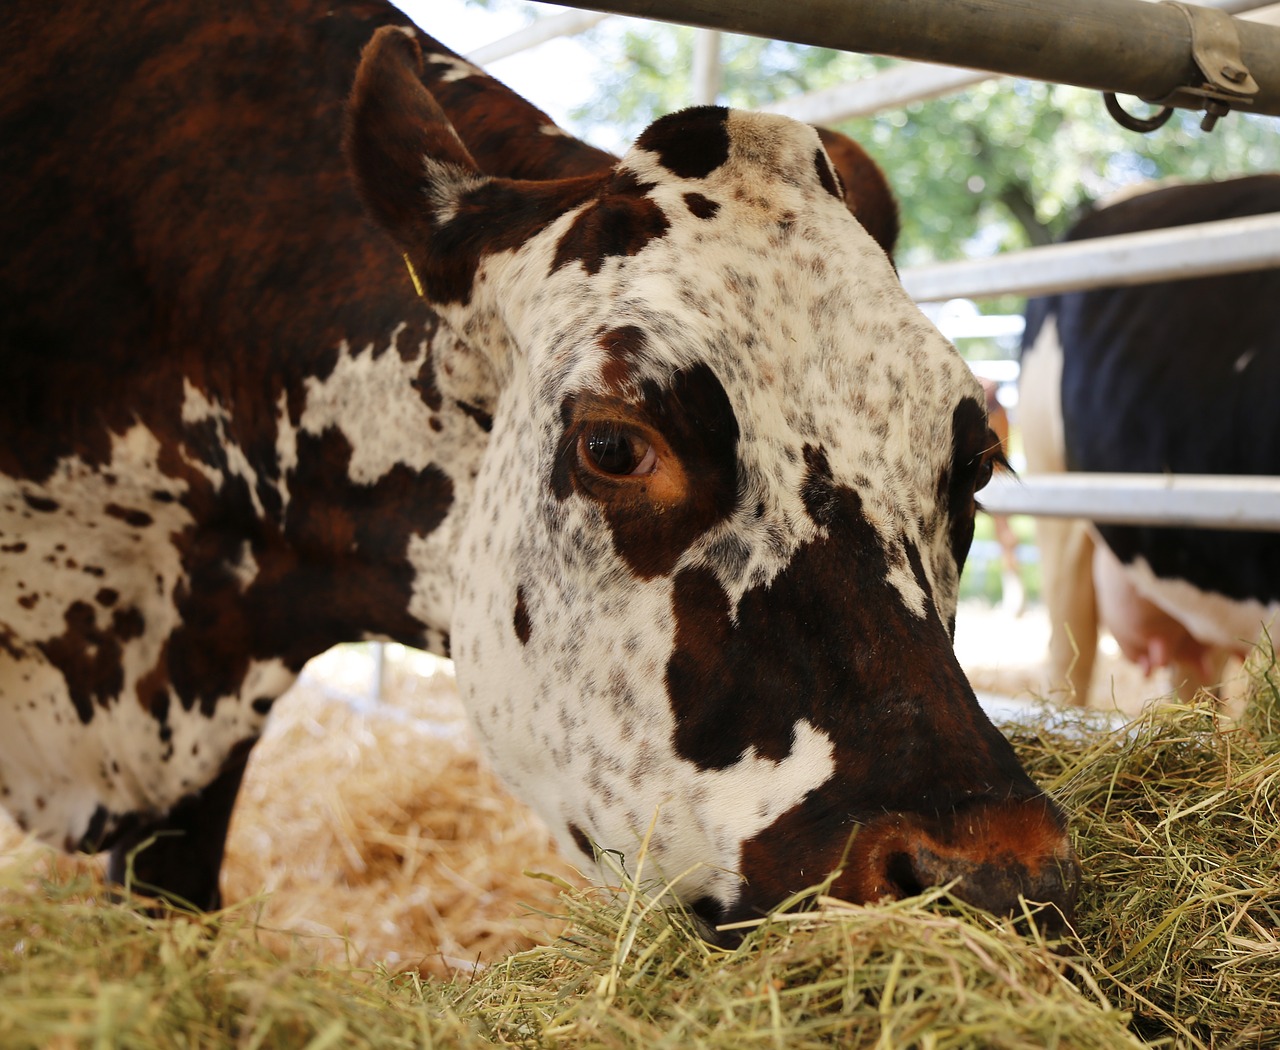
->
[900,212,1280,302]
[767,0,1280,124]
[466,9,612,66]
[691,28,723,105]
[765,62,988,123]
[541,0,1280,118]
[981,473,1280,530]
[1223,0,1280,15]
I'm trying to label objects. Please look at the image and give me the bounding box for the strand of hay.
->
[446,884,1146,1049]
[0,852,1144,1049]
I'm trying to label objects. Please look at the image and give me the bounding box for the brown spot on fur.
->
[568,822,593,857]
[135,656,171,716]
[456,401,493,433]
[683,192,719,220]
[104,503,154,528]
[635,106,730,179]
[23,494,58,513]
[514,586,531,644]
[597,325,647,392]
[35,601,126,724]
[800,444,839,528]
[112,606,145,641]
[412,347,444,412]
[552,170,669,277]
[0,628,23,661]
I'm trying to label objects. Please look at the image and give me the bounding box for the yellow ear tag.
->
[403,253,425,298]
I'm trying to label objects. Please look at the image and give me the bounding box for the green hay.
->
[2,647,1278,1049]
[0,870,451,1049]
[447,885,1141,1049]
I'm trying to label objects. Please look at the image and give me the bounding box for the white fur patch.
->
[274,390,297,512]
[180,379,266,518]
[422,49,484,85]
[299,324,435,485]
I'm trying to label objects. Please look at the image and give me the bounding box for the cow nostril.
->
[846,800,1081,928]
[885,851,925,898]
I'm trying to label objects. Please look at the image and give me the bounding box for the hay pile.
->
[0,644,1277,1048]
[1013,685,1280,1046]
[219,650,580,973]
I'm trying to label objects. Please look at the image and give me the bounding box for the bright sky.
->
[390,0,630,151]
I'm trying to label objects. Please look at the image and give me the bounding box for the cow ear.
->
[414,32,617,180]
[345,27,483,264]
[346,27,606,318]
[815,127,900,259]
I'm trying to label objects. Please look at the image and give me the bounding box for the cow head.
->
[347,27,1078,940]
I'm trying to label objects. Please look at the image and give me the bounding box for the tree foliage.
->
[452,2,1278,265]
[565,20,1280,266]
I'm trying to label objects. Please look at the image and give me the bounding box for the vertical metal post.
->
[691,28,722,104]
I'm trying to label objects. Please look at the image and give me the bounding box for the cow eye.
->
[580,425,657,477]
[974,455,995,492]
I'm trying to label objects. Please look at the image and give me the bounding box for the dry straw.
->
[0,642,1276,1048]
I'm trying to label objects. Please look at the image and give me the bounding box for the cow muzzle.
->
[839,794,1080,934]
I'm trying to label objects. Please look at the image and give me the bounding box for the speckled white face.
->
[433,110,1010,921]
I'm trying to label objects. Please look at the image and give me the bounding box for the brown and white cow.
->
[0,1,1077,938]
[1021,175,1280,706]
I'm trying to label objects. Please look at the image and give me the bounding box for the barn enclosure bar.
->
[765,62,990,124]
[900,213,1280,302]
[762,0,1280,125]
[981,474,1280,530]
[466,9,611,64]
[542,0,1280,119]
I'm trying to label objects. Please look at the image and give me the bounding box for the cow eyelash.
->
[973,445,1012,512]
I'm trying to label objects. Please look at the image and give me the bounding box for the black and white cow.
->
[1021,174,1280,704]
[0,1,1078,938]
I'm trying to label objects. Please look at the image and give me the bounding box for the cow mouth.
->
[844,808,1082,939]
[697,792,1080,947]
